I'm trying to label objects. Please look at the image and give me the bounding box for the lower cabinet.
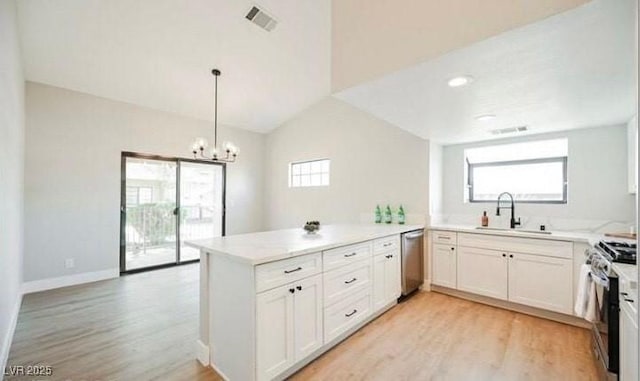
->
[620,298,639,381]
[508,252,572,314]
[432,243,457,288]
[256,274,323,381]
[457,246,508,300]
[373,251,401,310]
[455,244,573,314]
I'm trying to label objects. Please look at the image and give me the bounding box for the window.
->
[289,159,330,187]
[465,139,568,203]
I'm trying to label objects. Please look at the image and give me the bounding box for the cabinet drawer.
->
[323,242,372,271]
[373,235,400,255]
[324,288,372,343]
[256,253,322,293]
[324,260,372,307]
[458,233,572,259]
[432,230,457,245]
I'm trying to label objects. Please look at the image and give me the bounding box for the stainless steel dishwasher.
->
[401,229,424,296]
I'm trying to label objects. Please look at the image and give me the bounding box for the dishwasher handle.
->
[403,231,424,240]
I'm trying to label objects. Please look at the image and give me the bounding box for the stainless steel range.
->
[589,239,636,380]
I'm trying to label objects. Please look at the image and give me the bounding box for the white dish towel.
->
[574,264,592,318]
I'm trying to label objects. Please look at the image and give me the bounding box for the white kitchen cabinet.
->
[432,243,457,288]
[256,274,323,381]
[507,252,573,314]
[620,297,638,381]
[628,115,638,194]
[256,284,294,380]
[373,251,401,310]
[457,246,508,300]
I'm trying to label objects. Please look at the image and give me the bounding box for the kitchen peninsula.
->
[187,224,424,381]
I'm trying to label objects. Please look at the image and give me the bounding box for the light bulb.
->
[195,137,208,149]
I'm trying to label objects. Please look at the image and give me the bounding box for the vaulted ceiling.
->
[17,0,331,132]
[17,0,620,140]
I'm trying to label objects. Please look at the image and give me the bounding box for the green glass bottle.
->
[384,205,392,224]
[374,205,382,223]
[398,205,406,225]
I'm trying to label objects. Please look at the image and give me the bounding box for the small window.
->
[465,139,568,203]
[289,159,330,188]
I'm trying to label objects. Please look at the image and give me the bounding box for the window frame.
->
[289,158,330,188]
[467,156,568,204]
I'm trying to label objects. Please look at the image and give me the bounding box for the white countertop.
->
[186,224,424,265]
[612,262,638,284]
[428,223,604,244]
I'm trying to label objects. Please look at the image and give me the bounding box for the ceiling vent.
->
[246,6,278,32]
[490,126,529,135]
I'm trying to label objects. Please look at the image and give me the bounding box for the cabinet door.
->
[293,274,323,361]
[256,285,294,381]
[373,254,387,311]
[385,252,401,302]
[507,252,572,314]
[457,246,508,300]
[619,300,638,381]
[432,244,457,288]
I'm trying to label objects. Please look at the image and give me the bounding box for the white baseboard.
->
[1,293,23,381]
[195,339,210,367]
[22,268,120,294]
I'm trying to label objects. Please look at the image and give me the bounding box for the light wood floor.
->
[7,264,599,381]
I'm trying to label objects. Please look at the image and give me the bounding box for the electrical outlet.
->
[65,258,75,269]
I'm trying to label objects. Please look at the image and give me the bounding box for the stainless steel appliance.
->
[587,238,637,380]
[401,230,424,296]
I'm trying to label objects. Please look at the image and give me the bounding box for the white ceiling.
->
[17,0,331,132]
[335,0,637,145]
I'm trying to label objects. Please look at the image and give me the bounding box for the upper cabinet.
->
[629,115,638,194]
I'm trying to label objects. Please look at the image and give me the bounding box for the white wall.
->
[264,97,429,230]
[24,82,265,283]
[0,0,24,372]
[441,125,636,231]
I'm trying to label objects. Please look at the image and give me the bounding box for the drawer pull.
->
[284,266,302,274]
[438,236,450,240]
[624,298,635,303]
[344,252,357,258]
[385,254,394,259]
[622,292,629,296]
[383,243,393,247]
[289,288,295,293]
[345,309,357,317]
[296,285,302,291]
[344,277,357,284]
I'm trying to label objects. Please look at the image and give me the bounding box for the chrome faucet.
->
[496,192,521,229]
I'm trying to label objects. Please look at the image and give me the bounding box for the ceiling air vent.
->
[245,5,278,32]
[490,126,528,135]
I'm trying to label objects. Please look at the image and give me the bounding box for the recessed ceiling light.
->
[475,114,497,122]
[447,76,473,87]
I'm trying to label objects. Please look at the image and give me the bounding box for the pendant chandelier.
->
[191,69,239,163]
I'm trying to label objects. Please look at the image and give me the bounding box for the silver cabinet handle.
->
[344,252,357,258]
[345,309,357,317]
[284,266,302,274]
[344,278,357,284]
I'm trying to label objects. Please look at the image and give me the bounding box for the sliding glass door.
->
[179,162,224,261]
[120,153,225,273]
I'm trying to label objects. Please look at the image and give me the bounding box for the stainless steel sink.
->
[474,226,552,235]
